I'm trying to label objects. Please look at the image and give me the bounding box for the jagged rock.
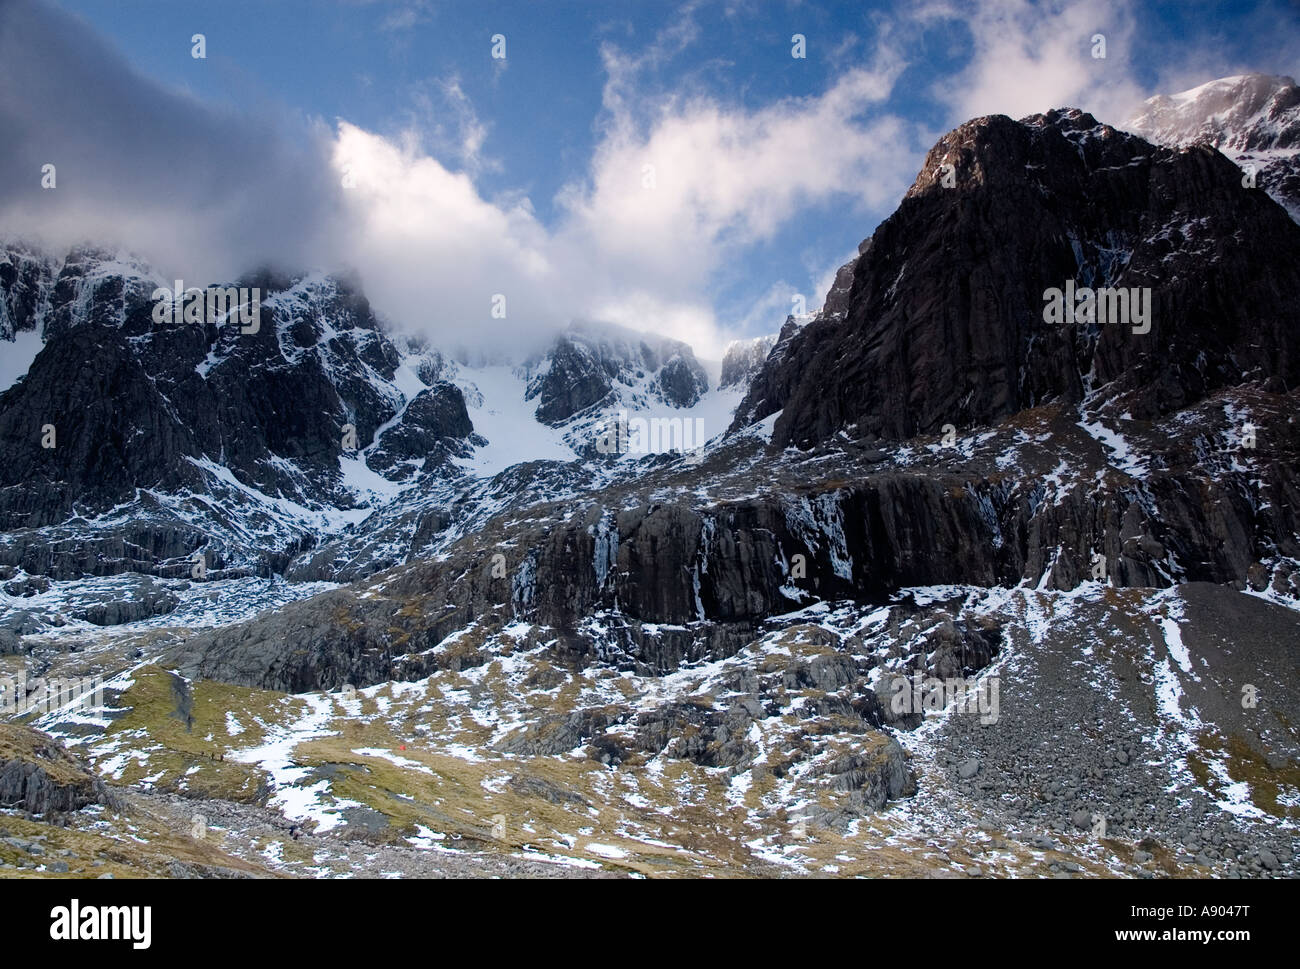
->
[629,700,759,768]
[657,353,708,408]
[497,709,616,757]
[366,381,476,472]
[926,619,1003,679]
[505,774,589,806]
[0,610,44,637]
[821,254,860,320]
[526,324,709,424]
[0,244,56,339]
[0,265,409,530]
[3,574,49,597]
[530,337,614,424]
[71,575,180,626]
[807,734,916,812]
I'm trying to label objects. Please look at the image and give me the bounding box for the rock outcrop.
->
[526,323,709,424]
[719,335,777,389]
[0,724,117,815]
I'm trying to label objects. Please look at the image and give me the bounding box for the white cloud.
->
[0,0,347,284]
[0,0,926,362]
[373,0,433,33]
[331,122,559,352]
[923,0,1146,126]
[550,32,924,356]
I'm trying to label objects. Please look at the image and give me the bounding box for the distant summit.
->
[1128,73,1300,220]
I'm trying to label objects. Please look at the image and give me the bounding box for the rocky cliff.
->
[732,108,1300,449]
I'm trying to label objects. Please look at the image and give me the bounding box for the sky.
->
[2,0,1297,359]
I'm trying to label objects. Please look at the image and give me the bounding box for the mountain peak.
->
[906,108,1139,203]
[1129,73,1300,152]
[1128,73,1300,220]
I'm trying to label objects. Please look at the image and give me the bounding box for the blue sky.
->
[8,0,1299,357]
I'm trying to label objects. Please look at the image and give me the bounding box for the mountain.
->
[0,250,444,580]
[0,248,749,586]
[3,88,1299,879]
[1128,73,1300,220]
[732,106,1300,448]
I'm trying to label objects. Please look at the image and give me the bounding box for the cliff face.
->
[0,259,437,529]
[526,324,710,424]
[719,335,777,389]
[732,109,1300,448]
[163,381,1300,693]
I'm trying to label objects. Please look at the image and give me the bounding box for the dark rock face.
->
[39,247,162,339]
[808,736,917,813]
[366,382,475,472]
[0,628,22,655]
[657,354,708,407]
[0,255,479,571]
[732,109,1300,447]
[0,265,391,526]
[0,322,208,529]
[0,520,230,581]
[71,575,180,626]
[0,611,42,637]
[821,255,860,321]
[530,337,615,424]
[498,709,617,757]
[0,243,54,338]
[3,574,50,597]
